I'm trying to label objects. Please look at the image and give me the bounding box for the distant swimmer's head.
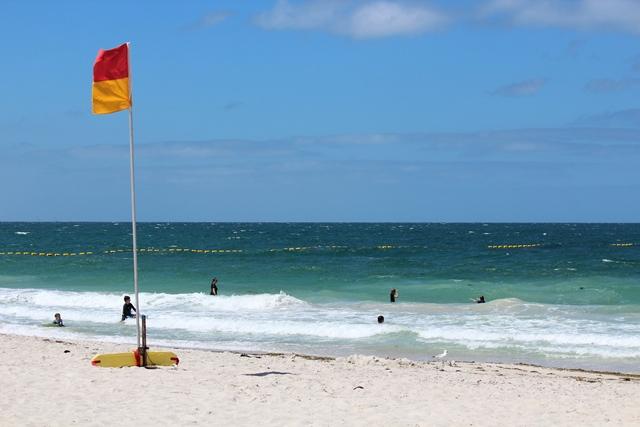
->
[377,315,384,324]
[54,313,61,319]
[124,295,131,302]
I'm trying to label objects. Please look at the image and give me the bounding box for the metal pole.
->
[141,314,148,367]
[126,42,142,352]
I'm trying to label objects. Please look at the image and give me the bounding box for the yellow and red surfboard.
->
[91,349,179,368]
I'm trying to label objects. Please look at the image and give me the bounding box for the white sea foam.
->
[145,291,307,312]
[0,288,305,312]
[1,287,639,362]
[146,316,401,339]
[415,325,640,350]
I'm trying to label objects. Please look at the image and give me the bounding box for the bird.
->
[433,349,447,359]
[433,349,448,368]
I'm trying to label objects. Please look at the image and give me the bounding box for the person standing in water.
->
[474,295,486,303]
[389,288,399,303]
[121,295,136,321]
[210,277,219,296]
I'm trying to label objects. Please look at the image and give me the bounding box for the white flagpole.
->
[126,42,142,351]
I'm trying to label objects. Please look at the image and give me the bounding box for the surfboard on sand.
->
[91,352,137,368]
[91,349,179,368]
[146,351,179,366]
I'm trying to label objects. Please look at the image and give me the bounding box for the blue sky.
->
[2,0,640,221]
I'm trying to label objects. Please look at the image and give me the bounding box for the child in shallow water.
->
[52,313,64,327]
[121,295,137,321]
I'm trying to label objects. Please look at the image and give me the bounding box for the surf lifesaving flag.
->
[92,43,131,114]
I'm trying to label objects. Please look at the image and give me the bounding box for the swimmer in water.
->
[52,313,64,327]
[210,277,219,296]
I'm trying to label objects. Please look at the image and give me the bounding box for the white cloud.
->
[182,11,230,31]
[255,0,447,39]
[481,0,640,33]
[346,1,447,38]
[584,78,640,93]
[573,108,640,127]
[255,0,640,36]
[492,78,546,97]
[255,0,340,30]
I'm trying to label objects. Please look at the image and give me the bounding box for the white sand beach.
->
[1,333,639,426]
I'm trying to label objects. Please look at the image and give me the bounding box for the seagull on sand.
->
[433,349,447,359]
[433,349,448,368]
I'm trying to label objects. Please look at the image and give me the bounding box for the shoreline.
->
[120,342,640,379]
[1,333,639,426]
[5,327,640,376]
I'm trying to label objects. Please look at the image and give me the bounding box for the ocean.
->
[1,222,639,372]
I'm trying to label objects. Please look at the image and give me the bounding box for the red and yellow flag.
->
[92,43,131,115]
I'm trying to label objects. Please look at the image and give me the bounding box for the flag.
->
[92,43,131,114]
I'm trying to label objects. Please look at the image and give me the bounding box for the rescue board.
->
[146,351,180,366]
[91,351,137,367]
[91,349,179,368]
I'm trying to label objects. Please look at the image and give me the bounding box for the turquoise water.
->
[1,222,639,372]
